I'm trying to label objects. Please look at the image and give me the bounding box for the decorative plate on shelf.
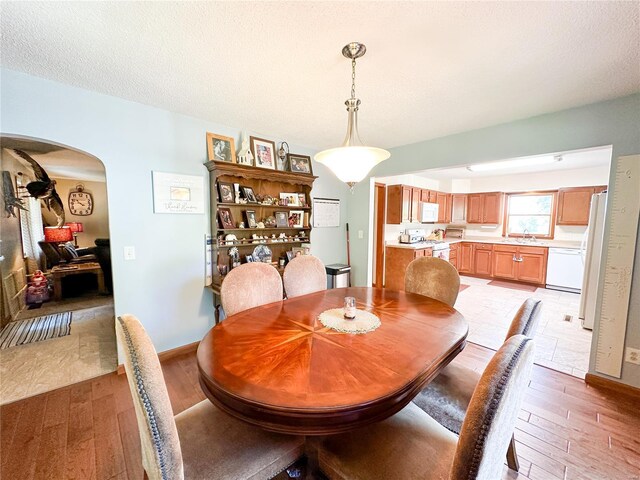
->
[253,244,272,263]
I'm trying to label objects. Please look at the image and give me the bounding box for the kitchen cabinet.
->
[466,192,504,224]
[384,246,433,291]
[411,187,422,222]
[449,242,459,269]
[556,186,606,226]
[458,243,474,274]
[473,244,493,276]
[451,194,467,223]
[492,245,547,285]
[436,192,450,223]
[386,185,413,224]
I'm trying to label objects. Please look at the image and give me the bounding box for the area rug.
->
[459,284,470,292]
[487,280,537,292]
[0,312,72,349]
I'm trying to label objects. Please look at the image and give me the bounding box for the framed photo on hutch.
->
[250,136,277,170]
[245,210,258,228]
[288,210,304,228]
[287,154,313,175]
[275,211,288,228]
[207,132,236,163]
[241,186,258,203]
[217,181,235,203]
[218,207,235,229]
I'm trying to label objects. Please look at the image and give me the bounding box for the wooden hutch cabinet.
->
[205,161,316,320]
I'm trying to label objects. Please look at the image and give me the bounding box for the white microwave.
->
[421,202,439,223]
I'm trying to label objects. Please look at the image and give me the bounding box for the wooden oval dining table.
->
[197,287,468,435]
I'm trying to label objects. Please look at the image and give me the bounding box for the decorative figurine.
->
[237,133,253,165]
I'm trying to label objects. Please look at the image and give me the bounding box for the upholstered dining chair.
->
[115,314,304,480]
[311,334,535,480]
[405,256,460,307]
[220,262,283,317]
[282,255,326,298]
[412,297,542,471]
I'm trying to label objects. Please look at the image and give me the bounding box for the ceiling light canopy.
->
[314,43,390,190]
[466,155,562,172]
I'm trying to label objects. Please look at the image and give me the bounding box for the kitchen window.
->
[505,192,556,238]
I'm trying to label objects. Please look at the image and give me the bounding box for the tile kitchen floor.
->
[456,276,591,378]
[0,301,117,405]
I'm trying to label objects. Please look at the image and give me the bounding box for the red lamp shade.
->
[65,222,84,233]
[44,226,73,243]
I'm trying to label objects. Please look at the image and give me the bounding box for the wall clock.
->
[68,184,93,216]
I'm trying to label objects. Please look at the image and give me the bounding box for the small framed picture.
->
[288,154,313,175]
[241,186,258,203]
[245,254,254,263]
[275,211,288,228]
[280,193,299,206]
[286,251,294,262]
[276,154,289,172]
[297,193,307,207]
[207,132,236,163]
[288,210,304,228]
[245,210,258,228]
[250,136,277,170]
[217,182,235,203]
[292,247,305,257]
[218,208,235,229]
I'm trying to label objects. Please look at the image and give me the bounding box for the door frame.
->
[373,183,386,287]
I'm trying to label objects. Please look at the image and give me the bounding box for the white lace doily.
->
[318,308,381,334]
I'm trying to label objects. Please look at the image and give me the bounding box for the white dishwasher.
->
[546,248,584,293]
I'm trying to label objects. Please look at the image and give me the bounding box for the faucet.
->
[522,229,536,243]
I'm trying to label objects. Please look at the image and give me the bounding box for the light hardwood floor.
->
[1,343,638,480]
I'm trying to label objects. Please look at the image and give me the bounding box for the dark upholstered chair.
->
[412,298,542,471]
[220,263,283,317]
[115,314,304,480]
[38,241,96,268]
[312,335,535,480]
[405,256,461,307]
[283,255,326,298]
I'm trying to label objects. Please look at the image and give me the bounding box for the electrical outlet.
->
[625,347,640,365]
[123,246,136,261]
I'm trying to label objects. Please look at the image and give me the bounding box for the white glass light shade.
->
[314,146,390,186]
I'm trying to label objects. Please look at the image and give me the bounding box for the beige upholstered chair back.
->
[115,315,184,480]
[283,255,326,298]
[505,298,542,340]
[221,262,283,317]
[450,335,535,480]
[405,256,461,307]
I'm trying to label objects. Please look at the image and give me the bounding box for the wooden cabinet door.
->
[413,249,425,259]
[458,243,474,273]
[411,188,421,222]
[444,194,452,223]
[451,194,467,223]
[384,247,415,291]
[436,192,448,223]
[386,185,403,224]
[474,247,493,276]
[517,251,547,284]
[467,194,483,223]
[492,246,518,279]
[420,189,431,204]
[482,192,503,224]
[557,187,595,225]
[402,186,413,223]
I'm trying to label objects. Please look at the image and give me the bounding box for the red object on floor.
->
[459,284,470,292]
[487,279,537,292]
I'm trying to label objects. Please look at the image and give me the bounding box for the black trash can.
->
[325,264,351,289]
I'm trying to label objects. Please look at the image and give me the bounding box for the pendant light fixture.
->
[314,42,390,190]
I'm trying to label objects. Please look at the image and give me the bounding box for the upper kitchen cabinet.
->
[467,192,504,224]
[436,192,451,223]
[556,186,607,226]
[451,194,467,223]
[387,185,423,223]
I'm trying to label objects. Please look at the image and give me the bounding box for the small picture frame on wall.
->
[207,132,236,163]
[288,154,313,175]
[250,136,277,170]
[217,181,235,203]
[288,210,304,228]
[275,211,288,228]
[218,207,235,229]
[245,210,258,228]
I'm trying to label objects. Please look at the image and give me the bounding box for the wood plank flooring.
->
[1,343,638,480]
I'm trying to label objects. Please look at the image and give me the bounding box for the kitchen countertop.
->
[386,236,582,249]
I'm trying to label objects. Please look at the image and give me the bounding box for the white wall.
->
[0,68,349,354]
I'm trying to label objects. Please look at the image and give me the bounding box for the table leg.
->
[96,270,106,294]
[53,275,62,301]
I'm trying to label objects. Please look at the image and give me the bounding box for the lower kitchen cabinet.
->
[492,245,547,285]
[449,243,459,270]
[473,244,493,276]
[384,246,433,291]
[458,243,474,274]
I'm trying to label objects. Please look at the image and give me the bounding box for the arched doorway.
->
[0,135,116,404]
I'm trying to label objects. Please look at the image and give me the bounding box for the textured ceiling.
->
[1,2,638,150]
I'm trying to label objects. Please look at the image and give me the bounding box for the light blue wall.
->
[348,93,640,388]
[0,68,349,353]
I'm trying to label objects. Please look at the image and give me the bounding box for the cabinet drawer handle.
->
[515,257,524,262]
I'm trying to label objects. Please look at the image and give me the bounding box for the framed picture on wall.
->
[207,132,236,163]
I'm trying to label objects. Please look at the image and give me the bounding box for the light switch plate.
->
[358,230,364,239]
[123,246,136,261]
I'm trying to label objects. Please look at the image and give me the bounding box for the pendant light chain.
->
[351,58,357,99]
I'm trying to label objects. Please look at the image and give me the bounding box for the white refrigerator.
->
[579,192,607,330]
